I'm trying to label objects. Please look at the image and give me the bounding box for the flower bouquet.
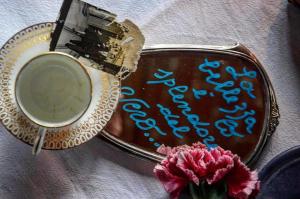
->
[154,143,260,199]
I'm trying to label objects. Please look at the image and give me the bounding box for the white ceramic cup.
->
[15,52,92,155]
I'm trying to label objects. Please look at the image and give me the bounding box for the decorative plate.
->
[102,44,280,165]
[0,23,120,150]
[258,146,300,199]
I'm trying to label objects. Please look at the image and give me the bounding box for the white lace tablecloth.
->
[0,0,299,198]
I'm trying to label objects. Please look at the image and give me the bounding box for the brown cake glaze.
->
[104,50,269,162]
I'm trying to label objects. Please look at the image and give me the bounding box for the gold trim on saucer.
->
[0,23,120,150]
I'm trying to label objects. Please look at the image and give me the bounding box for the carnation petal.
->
[176,152,200,185]
[153,165,188,199]
[226,156,260,199]
[157,145,174,155]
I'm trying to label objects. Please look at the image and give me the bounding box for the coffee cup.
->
[15,52,92,155]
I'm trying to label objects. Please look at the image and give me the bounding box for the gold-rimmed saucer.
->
[0,22,120,150]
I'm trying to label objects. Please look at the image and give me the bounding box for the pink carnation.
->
[153,143,260,199]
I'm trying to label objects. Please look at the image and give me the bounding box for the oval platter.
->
[101,44,280,165]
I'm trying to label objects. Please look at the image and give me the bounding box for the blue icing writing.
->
[185,113,210,127]
[219,102,247,114]
[193,89,208,99]
[245,117,256,134]
[168,85,189,95]
[225,110,255,121]
[154,69,174,79]
[198,58,258,138]
[121,58,259,149]
[122,104,147,116]
[167,85,211,129]
[214,81,241,104]
[144,133,150,137]
[121,87,162,147]
[122,104,166,136]
[147,69,175,87]
[226,66,257,80]
[147,68,217,149]
[218,102,256,135]
[157,104,190,139]
[120,86,166,136]
[214,119,244,138]
[154,143,161,147]
[240,81,256,99]
[193,89,207,99]
[121,86,135,96]
[198,59,241,104]
[147,78,176,87]
[121,99,150,109]
[203,136,218,149]
[225,109,257,135]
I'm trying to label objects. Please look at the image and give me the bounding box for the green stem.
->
[188,181,227,199]
[189,183,201,199]
[200,182,207,199]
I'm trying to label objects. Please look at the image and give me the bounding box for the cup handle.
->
[32,128,46,155]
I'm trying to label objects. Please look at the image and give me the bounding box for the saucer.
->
[0,22,120,150]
